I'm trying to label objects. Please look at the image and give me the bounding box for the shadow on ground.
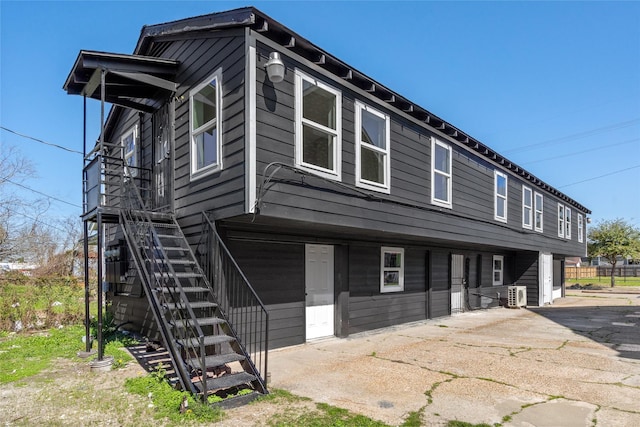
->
[529,299,640,361]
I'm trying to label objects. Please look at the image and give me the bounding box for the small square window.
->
[381,247,404,293]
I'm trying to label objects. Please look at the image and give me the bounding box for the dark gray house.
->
[64,7,590,400]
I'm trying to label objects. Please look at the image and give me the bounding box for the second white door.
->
[305,244,334,340]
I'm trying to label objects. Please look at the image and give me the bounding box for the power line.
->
[502,118,640,155]
[558,164,640,189]
[2,206,70,234]
[0,126,83,155]
[521,137,640,166]
[1,177,81,208]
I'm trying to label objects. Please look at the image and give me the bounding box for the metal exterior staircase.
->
[119,177,267,401]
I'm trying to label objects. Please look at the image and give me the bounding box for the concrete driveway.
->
[267,289,640,426]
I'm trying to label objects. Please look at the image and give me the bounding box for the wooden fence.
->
[566,266,640,279]
[565,267,596,279]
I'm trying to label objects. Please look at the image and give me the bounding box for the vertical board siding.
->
[429,250,450,317]
[347,245,427,333]
[348,293,427,333]
[515,251,539,306]
[225,239,306,349]
[166,32,247,222]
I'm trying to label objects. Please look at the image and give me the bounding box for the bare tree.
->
[0,145,52,263]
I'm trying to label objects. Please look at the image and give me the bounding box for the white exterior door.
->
[305,244,334,340]
[451,254,465,314]
[539,252,553,305]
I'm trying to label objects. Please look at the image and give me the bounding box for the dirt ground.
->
[0,354,313,427]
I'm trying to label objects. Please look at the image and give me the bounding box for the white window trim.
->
[380,246,404,293]
[354,101,391,193]
[190,68,223,181]
[294,69,342,181]
[558,203,565,238]
[121,125,138,177]
[565,207,572,240]
[492,255,504,287]
[534,192,544,233]
[577,214,584,243]
[522,186,532,230]
[494,170,508,223]
[430,137,452,209]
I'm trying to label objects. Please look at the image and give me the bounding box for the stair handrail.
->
[197,212,269,394]
[119,162,209,397]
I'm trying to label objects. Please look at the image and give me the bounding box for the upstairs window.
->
[534,192,544,232]
[577,214,584,243]
[493,255,504,286]
[431,138,452,208]
[190,69,222,180]
[355,101,390,193]
[295,70,342,180]
[565,207,572,239]
[381,247,404,293]
[494,170,508,223]
[121,125,137,177]
[558,203,565,238]
[522,186,532,229]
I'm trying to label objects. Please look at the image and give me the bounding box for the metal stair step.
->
[186,352,246,369]
[165,301,217,310]
[154,272,203,279]
[193,371,257,393]
[173,316,226,328]
[155,233,182,240]
[158,286,209,294]
[142,245,186,251]
[161,259,196,265]
[177,334,235,348]
[129,211,174,223]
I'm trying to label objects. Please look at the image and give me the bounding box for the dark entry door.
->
[153,103,172,211]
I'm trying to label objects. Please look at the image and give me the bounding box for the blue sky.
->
[1,1,639,230]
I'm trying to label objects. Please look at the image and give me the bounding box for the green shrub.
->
[0,276,85,332]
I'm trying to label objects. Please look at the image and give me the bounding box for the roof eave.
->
[112,7,591,214]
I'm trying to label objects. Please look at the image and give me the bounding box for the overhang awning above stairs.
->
[63,50,179,113]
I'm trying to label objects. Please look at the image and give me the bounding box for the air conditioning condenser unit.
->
[507,285,527,308]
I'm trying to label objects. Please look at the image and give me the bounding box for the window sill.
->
[431,199,452,209]
[295,162,341,182]
[190,164,222,181]
[355,180,390,194]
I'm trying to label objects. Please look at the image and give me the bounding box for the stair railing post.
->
[200,335,207,402]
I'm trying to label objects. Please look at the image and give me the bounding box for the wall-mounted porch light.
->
[265,52,285,83]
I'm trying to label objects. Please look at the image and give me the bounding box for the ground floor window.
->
[492,255,504,286]
[381,247,404,293]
